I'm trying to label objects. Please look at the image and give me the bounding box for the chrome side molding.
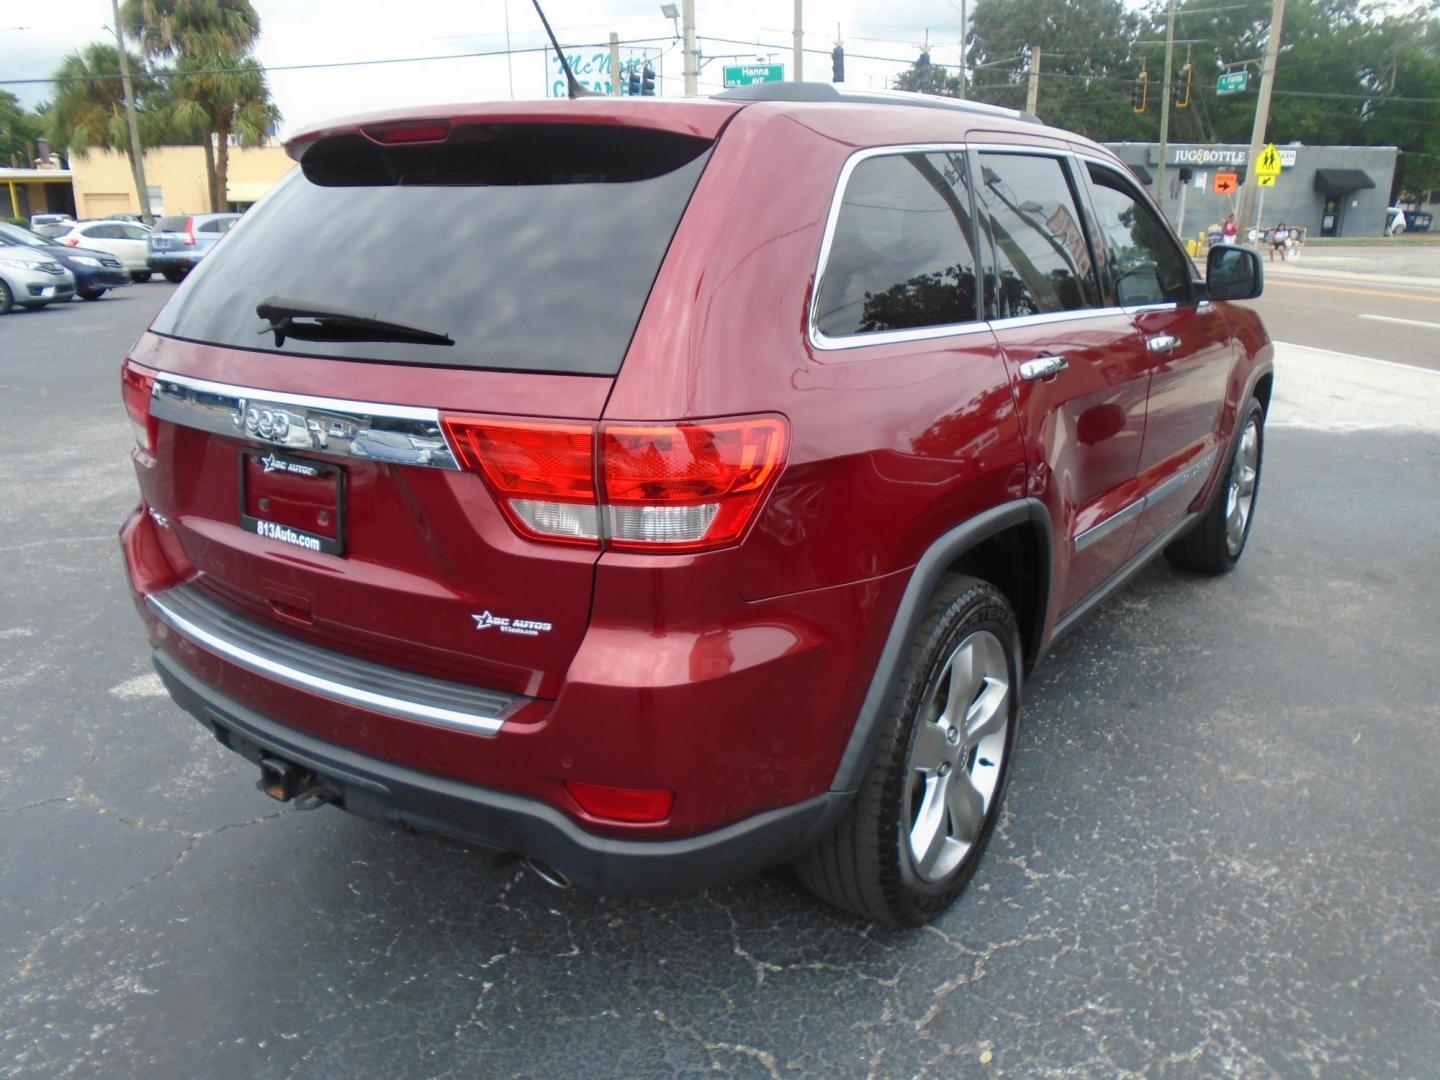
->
[1074,448,1219,553]
[149,371,461,471]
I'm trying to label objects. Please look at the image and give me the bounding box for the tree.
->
[965,0,1141,139]
[46,42,151,162]
[122,0,277,211]
[0,91,46,169]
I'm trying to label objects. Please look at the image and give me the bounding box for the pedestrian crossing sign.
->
[1258,173,1277,188]
[1256,144,1282,178]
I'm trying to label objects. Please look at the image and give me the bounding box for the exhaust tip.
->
[524,855,572,890]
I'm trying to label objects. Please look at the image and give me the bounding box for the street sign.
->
[723,63,784,87]
[1214,172,1238,195]
[1257,173,1277,188]
[1217,70,1249,95]
[1256,143,1282,178]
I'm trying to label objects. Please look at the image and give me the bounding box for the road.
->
[1245,241,1440,372]
[2,285,1437,1078]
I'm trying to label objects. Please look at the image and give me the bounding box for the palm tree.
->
[122,0,276,211]
[47,42,140,160]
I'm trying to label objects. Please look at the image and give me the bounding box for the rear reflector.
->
[362,120,452,145]
[565,781,674,823]
[121,363,157,453]
[441,414,788,552]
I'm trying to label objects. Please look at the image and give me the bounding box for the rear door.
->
[1076,160,1233,552]
[134,119,720,699]
[974,148,1151,614]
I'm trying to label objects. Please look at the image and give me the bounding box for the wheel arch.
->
[828,498,1052,794]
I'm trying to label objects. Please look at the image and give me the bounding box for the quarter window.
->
[814,151,980,339]
[975,153,1100,319]
[1085,164,1193,307]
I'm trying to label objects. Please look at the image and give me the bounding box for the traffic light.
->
[1174,62,1193,108]
[627,65,641,97]
[641,62,656,96]
[832,45,845,83]
[1132,71,1149,113]
[917,50,932,92]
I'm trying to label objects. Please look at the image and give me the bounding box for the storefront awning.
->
[1313,168,1375,195]
[1126,164,1153,184]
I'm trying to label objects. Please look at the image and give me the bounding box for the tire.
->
[0,279,12,315]
[163,268,187,283]
[1164,398,1265,574]
[78,288,106,301]
[21,303,49,310]
[795,575,1021,926]
[131,271,152,283]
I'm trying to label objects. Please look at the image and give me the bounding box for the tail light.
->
[183,218,196,246]
[67,237,80,246]
[362,120,452,145]
[121,363,157,453]
[442,414,788,553]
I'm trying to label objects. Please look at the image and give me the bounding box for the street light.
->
[659,3,679,38]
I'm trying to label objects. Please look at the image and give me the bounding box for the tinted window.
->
[149,125,713,375]
[122,225,151,240]
[86,224,120,239]
[815,151,979,338]
[1085,164,1193,306]
[976,153,1099,319]
[155,216,191,232]
[197,219,226,234]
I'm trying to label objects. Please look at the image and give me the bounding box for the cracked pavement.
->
[1,290,1437,1078]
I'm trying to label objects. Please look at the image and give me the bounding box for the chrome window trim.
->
[146,591,515,735]
[1073,448,1219,553]
[808,143,988,353]
[988,306,1128,332]
[149,370,461,471]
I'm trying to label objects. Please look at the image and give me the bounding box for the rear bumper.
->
[153,649,849,896]
[147,252,201,270]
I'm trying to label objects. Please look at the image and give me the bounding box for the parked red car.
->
[119,86,1271,925]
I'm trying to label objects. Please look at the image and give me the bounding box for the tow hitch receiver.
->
[257,757,333,808]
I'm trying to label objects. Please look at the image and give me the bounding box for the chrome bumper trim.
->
[147,585,524,735]
[149,370,461,471]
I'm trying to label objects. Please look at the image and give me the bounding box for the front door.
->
[1078,161,1236,552]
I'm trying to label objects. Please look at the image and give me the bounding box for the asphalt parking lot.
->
[1,285,1437,1078]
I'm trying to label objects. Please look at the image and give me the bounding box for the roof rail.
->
[712,82,1041,124]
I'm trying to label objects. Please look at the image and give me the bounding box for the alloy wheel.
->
[1225,419,1260,555]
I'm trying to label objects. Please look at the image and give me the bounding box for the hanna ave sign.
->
[723,63,784,87]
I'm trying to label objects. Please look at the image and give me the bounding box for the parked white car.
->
[1385,207,1407,237]
[54,220,155,281]
[0,247,76,312]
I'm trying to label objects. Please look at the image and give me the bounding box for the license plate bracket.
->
[239,449,345,556]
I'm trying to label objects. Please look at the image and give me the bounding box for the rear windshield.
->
[155,216,191,232]
[149,124,714,375]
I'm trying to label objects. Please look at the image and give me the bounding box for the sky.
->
[3,1,984,136]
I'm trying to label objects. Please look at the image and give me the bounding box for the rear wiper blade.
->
[256,296,454,347]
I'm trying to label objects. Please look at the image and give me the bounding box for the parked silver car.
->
[147,213,241,282]
[0,247,76,313]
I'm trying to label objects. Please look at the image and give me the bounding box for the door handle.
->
[1018,355,1068,381]
[1146,333,1180,353]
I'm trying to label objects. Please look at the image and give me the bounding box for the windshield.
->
[149,124,713,375]
[0,224,51,248]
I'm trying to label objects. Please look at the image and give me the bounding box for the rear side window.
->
[149,124,713,375]
[155,216,190,232]
[976,153,1100,319]
[814,151,980,339]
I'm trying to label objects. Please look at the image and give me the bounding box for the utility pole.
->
[683,0,698,96]
[1237,0,1285,243]
[793,0,803,81]
[1026,46,1041,115]
[1155,0,1178,218]
[609,31,621,96]
[111,0,152,224]
[956,0,967,99]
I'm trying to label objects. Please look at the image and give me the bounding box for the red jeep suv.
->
[119,85,1271,925]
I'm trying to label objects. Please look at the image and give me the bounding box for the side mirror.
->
[1206,245,1264,301]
